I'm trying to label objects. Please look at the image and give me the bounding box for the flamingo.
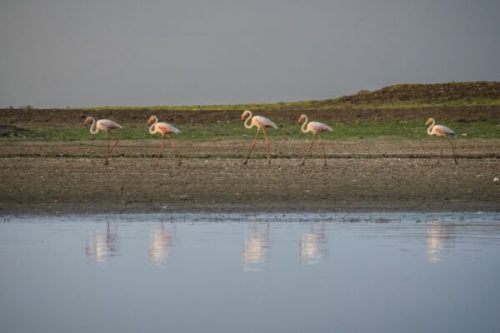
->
[148,115,181,166]
[84,116,122,165]
[241,110,278,165]
[298,114,332,167]
[425,117,458,165]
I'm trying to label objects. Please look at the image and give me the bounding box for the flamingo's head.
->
[84,116,94,127]
[241,110,251,121]
[425,117,434,126]
[298,114,307,124]
[147,115,157,126]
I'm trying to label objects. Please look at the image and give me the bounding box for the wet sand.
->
[0,139,498,214]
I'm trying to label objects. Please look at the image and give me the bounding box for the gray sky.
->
[1,0,499,108]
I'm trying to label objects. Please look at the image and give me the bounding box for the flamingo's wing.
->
[254,116,278,129]
[158,122,181,134]
[434,125,455,136]
[98,119,122,129]
[309,121,332,132]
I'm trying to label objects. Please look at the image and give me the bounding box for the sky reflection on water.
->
[1,212,500,333]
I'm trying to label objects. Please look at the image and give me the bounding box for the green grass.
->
[73,97,500,113]
[2,119,498,142]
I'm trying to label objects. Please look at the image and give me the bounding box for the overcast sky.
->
[1,0,499,107]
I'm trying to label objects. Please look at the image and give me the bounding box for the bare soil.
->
[0,140,498,214]
[1,105,499,128]
[2,82,500,126]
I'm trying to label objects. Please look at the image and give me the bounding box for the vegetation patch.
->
[1,81,499,141]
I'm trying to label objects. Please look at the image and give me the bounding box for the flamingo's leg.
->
[437,141,444,165]
[169,137,181,166]
[319,134,328,167]
[106,132,111,153]
[159,135,165,157]
[300,134,316,166]
[447,137,459,166]
[262,127,271,165]
[104,133,110,165]
[153,135,165,168]
[105,132,119,166]
[109,133,119,155]
[244,128,260,165]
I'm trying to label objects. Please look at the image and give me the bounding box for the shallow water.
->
[1,212,500,333]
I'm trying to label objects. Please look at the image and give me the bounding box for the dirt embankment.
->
[336,81,500,104]
[0,139,499,159]
[1,81,500,128]
[1,106,499,130]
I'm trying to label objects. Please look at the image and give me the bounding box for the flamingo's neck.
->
[427,119,435,135]
[244,112,253,129]
[300,116,309,133]
[149,117,158,134]
[89,118,98,134]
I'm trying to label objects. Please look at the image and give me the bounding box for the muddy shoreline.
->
[0,139,498,214]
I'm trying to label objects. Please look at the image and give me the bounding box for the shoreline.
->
[2,210,500,222]
[1,139,499,216]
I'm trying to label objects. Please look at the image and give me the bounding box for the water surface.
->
[1,212,499,333]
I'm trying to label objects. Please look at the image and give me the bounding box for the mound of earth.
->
[1,82,499,126]
[336,81,500,104]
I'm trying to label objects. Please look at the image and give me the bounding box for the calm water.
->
[1,212,500,333]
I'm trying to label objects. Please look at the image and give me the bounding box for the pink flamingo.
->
[241,110,278,165]
[426,117,458,165]
[298,114,332,166]
[84,116,122,165]
[148,115,181,166]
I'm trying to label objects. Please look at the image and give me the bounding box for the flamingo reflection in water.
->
[85,222,119,263]
[149,223,176,266]
[427,221,455,263]
[300,222,328,265]
[242,223,270,272]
